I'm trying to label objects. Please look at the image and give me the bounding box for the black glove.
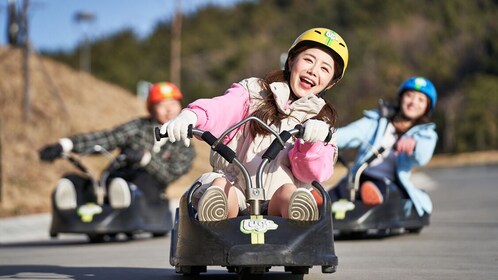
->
[121,147,144,165]
[39,144,63,162]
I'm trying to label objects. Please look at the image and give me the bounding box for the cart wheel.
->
[236,267,268,280]
[322,265,337,273]
[175,265,206,275]
[87,234,106,243]
[285,266,310,274]
[107,233,118,240]
[237,268,262,280]
[152,232,167,238]
[406,227,423,234]
[342,230,367,239]
[389,228,405,235]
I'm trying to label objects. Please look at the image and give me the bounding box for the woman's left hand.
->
[396,137,417,156]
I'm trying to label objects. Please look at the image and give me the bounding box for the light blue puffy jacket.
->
[337,109,437,216]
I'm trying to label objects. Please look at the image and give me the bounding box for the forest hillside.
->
[47,0,498,153]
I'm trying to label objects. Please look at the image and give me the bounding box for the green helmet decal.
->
[413,77,428,91]
[323,30,339,46]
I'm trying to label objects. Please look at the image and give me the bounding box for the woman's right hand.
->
[396,137,417,156]
[160,110,198,147]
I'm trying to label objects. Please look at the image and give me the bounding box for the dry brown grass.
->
[0,47,145,217]
[1,47,497,218]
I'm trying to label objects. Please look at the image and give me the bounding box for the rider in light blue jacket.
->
[329,77,438,216]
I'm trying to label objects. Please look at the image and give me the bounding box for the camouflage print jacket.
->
[69,117,195,187]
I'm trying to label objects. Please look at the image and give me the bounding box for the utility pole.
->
[7,0,20,46]
[74,11,95,73]
[19,0,32,122]
[0,119,3,203]
[170,0,182,88]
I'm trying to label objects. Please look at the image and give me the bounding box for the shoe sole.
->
[55,178,77,210]
[108,178,131,209]
[288,189,319,221]
[197,186,228,222]
[360,181,383,206]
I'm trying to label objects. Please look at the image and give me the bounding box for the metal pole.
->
[81,31,91,73]
[21,0,31,122]
[74,11,95,73]
[170,0,182,88]
[7,0,20,46]
[0,119,3,203]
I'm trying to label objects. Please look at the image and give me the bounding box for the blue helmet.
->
[398,77,437,112]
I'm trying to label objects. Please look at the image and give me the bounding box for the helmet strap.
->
[317,89,328,98]
[317,79,338,98]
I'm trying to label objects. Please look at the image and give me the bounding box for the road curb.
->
[0,213,51,244]
[0,199,180,244]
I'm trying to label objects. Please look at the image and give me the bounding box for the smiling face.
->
[287,47,336,98]
[400,90,429,120]
[150,99,182,124]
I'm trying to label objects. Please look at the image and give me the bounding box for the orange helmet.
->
[147,82,183,108]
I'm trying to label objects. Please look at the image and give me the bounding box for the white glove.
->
[302,119,331,143]
[159,110,198,147]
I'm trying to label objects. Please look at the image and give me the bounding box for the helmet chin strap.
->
[317,80,337,98]
[317,89,328,98]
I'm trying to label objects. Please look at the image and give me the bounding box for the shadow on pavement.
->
[0,266,174,280]
[0,265,305,280]
[0,233,164,248]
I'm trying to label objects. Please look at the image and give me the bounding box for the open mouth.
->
[300,77,316,89]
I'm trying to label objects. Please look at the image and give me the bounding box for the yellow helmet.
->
[288,28,349,82]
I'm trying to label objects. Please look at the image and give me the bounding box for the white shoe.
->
[54,178,77,210]
[108,178,131,209]
[197,186,228,221]
[288,188,319,221]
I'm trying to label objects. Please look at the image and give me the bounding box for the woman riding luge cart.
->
[39,82,195,242]
[160,27,348,223]
[329,77,438,236]
[158,27,349,277]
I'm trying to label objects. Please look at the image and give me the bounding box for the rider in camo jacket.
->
[39,82,195,207]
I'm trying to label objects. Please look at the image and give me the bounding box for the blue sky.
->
[0,0,246,52]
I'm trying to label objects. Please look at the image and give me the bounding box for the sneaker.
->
[108,178,131,209]
[197,186,228,222]
[54,178,77,210]
[360,181,383,206]
[288,188,319,221]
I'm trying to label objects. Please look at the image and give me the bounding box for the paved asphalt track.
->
[0,165,497,279]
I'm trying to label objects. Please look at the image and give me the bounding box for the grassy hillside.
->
[0,47,143,217]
